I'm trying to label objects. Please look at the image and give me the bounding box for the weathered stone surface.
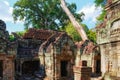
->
[0,20,15,80]
[75,40,100,74]
[0,20,6,30]
[97,0,120,44]
[14,28,76,80]
[96,0,120,79]
[73,61,92,80]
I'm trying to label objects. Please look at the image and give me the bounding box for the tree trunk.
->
[60,0,88,41]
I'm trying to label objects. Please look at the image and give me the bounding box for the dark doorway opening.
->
[96,60,101,73]
[61,61,68,77]
[22,60,40,75]
[0,60,3,78]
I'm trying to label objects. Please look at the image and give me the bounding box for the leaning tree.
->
[60,0,88,41]
[61,0,97,56]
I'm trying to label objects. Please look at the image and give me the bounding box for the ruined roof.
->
[17,28,75,58]
[75,40,96,54]
[23,28,53,40]
[106,0,120,8]
[21,28,71,52]
[95,15,107,29]
[23,28,67,40]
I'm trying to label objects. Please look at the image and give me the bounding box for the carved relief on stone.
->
[107,53,118,76]
[100,28,108,38]
[108,5,120,21]
[61,44,73,58]
[109,19,120,41]
[111,19,120,29]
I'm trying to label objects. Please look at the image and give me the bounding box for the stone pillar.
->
[92,59,96,73]
[3,57,15,80]
[100,45,106,76]
[74,60,92,80]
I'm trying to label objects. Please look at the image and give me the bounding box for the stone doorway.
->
[61,61,68,77]
[22,60,40,75]
[96,60,101,74]
[0,60,3,78]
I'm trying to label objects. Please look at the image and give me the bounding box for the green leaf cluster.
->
[94,0,107,24]
[9,35,15,42]
[94,0,107,7]
[62,22,96,42]
[16,31,26,37]
[63,22,82,41]
[99,10,106,23]
[13,0,80,30]
[87,29,96,43]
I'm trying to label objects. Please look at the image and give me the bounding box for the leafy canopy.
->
[63,22,82,41]
[94,0,107,7]
[62,22,96,42]
[87,29,96,43]
[13,0,83,30]
[94,0,107,23]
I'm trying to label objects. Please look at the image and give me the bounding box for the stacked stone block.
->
[74,60,92,80]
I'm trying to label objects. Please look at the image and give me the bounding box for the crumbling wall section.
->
[0,20,16,80]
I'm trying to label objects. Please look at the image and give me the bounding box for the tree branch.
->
[60,0,88,41]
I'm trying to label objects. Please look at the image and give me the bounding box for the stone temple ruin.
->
[0,20,100,80]
[1,0,120,80]
[96,0,120,79]
[16,28,76,80]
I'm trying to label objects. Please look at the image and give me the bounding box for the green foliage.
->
[81,23,89,33]
[94,0,106,7]
[63,22,89,42]
[94,0,107,24]
[62,22,96,42]
[13,0,81,30]
[9,31,26,41]
[96,9,106,23]
[16,31,26,37]
[9,35,15,42]
[64,23,81,41]
[87,29,96,43]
